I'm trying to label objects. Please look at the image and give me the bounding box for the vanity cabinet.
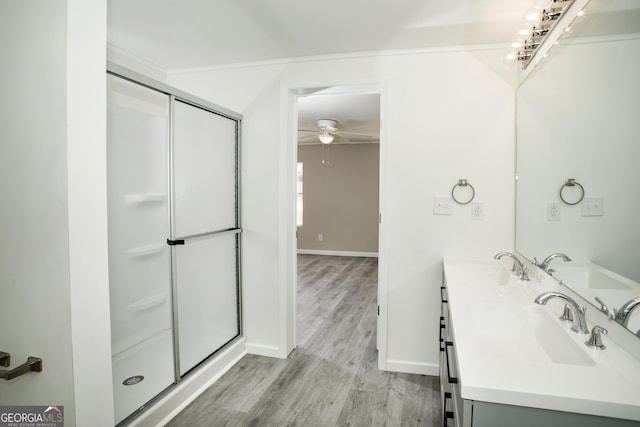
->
[440,278,469,427]
[458,401,638,427]
[440,262,640,427]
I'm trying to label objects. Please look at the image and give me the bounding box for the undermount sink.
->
[468,303,595,366]
[445,260,516,287]
[552,264,632,290]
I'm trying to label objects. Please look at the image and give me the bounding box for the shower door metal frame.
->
[107,62,243,423]
[168,95,242,378]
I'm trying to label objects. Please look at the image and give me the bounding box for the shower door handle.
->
[0,352,43,380]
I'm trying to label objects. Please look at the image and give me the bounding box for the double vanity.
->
[440,257,640,427]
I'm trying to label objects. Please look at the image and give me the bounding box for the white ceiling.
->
[108,0,533,71]
[108,0,533,143]
[107,0,637,145]
[297,88,381,145]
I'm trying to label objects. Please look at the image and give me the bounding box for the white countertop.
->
[443,258,640,422]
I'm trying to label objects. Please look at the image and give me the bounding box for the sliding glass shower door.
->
[107,72,241,424]
[171,100,241,376]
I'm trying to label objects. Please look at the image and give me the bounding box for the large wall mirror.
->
[516,0,640,337]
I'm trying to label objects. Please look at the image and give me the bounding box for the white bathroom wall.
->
[67,0,114,424]
[0,1,113,425]
[168,48,516,372]
[0,1,76,418]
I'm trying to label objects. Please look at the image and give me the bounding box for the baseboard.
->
[383,359,440,376]
[128,338,247,427]
[245,342,285,358]
[297,249,378,258]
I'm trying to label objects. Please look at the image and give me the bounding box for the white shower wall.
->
[107,75,175,423]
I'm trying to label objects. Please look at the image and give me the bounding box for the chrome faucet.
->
[613,297,640,328]
[535,253,571,274]
[494,251,530,281]
[534,291,589,334]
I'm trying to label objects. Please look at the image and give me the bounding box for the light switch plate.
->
[433,197,453,215]
[582,197,604,216]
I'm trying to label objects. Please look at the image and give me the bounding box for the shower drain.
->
[123,375,144,386]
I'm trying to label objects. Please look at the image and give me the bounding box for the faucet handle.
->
[585,325,607,350]
[595,297,612,319]
[520,267,530,281]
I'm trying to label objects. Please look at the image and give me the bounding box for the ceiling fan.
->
[298,119,374,144]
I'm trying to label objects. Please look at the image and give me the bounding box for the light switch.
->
[433,197,453,215]
[582,197,604,217]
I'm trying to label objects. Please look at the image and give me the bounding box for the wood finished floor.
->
[166,255,441,426]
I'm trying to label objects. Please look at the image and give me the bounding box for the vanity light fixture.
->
[505,0,589,70]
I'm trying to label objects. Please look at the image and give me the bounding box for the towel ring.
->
[451,179,475,205]
[559,178,584,205]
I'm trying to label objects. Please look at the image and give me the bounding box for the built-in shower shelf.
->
[126,244,166,257]
[128,294,167,312]
[124,193,167,204]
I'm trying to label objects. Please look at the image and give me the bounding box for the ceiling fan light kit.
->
[317,119,337,144]
[318,133,335,144]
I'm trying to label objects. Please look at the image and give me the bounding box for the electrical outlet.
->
[471,202,484,220]
[318,233,323,242]
[433,197,453,215]
[582,197,604,217]
[547,202,561,221]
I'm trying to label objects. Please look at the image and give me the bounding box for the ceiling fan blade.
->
[298,129,318,133]
[334,130,374,138]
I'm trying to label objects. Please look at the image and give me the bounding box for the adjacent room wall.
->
[297,143,380,255]
[168,48,516,374]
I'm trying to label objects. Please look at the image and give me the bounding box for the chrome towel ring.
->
[451,179,475,205]
[560,178,585,205]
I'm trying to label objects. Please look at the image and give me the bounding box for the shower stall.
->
[106,65,242,424]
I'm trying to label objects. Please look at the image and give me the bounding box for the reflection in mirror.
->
[516,0,640,337]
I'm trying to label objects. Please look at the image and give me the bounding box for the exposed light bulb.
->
[504,52,517,66]
[518,27,533,37]
[524,7,542,25]
[532,0,552,10]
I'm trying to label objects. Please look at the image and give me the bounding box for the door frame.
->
[278,82,389,369]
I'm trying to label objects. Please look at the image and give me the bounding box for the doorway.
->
[292,86,383,356]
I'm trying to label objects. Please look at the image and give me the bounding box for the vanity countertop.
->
[443,258,640,422]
